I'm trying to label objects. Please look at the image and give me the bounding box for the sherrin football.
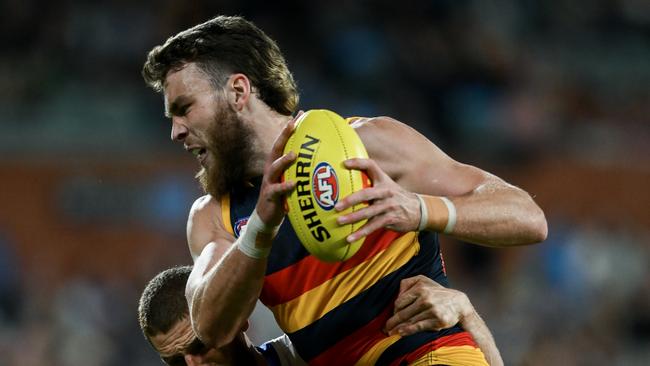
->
[282,109,372,262]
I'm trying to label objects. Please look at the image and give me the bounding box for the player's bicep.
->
[357,117,488,196]
[406,157,490,197]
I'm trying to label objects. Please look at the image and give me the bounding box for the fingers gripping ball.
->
[282,110,372,262]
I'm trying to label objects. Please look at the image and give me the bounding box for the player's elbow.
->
[526,206,548,244]
[186,284,231,348]
[192,317,216,347]
[529,220,548,244]
[194,320,234,349]
[190,300,237,349]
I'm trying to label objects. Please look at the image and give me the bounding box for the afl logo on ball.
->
[312,162,339,210]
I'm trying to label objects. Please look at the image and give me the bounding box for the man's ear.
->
[226,73,251,112]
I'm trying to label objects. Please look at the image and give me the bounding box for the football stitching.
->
[326,111,356,261]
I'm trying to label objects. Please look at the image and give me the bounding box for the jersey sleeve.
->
[257,334,307,366]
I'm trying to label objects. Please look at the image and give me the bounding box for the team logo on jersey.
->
[311,162,339,210]
[234,216,249,238]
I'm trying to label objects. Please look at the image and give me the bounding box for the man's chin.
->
[195,166,207,181]
[195,166,215,197]
[198,105,255,198]
[196,164,235,199]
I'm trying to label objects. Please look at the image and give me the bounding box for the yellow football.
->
[282,110,371,262]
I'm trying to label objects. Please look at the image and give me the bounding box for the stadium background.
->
[1,0,648,364]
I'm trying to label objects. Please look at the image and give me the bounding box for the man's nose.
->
[171,118,189,141]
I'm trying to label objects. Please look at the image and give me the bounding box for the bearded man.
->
[142,15,544,365]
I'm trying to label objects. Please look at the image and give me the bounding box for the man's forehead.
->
[164,63,213,93]
[150,317,195,357]
[163,64,218,109]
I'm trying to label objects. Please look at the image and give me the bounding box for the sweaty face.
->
[164,63,255,198]
[149,317,257,366]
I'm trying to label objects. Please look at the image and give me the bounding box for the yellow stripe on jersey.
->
[353,335,402,366]
[221,194,234,235]
[271,232,420,333]
[410,345,488,366]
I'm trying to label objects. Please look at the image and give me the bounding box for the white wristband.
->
[439,197,456,234]
[416,194,428,232]
[416,194,456,234]
[236,210,280,259]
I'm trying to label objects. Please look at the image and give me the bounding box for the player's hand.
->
[255,111,303,227]
[384,275,472,337]
[335,158,420,242]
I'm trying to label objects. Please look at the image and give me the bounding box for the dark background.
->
[1,0,649,365]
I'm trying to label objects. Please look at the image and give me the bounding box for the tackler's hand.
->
[384,275,472,337]
[256,111,304,227]
[335,158,421,242]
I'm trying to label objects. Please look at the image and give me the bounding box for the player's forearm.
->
[188,245,266,348]
[461,310,503,366]
[188,209,279,347]
[453,180,546,246]
[421,179,547,247]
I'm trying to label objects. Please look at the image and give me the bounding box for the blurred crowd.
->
[1,0,648,365]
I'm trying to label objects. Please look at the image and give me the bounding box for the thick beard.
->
[196,104,255,198]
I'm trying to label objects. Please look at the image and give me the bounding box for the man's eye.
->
[180,105,190,116]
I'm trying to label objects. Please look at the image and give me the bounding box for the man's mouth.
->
[189,147,208,166]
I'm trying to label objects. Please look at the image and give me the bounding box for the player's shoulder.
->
[348,115,401,129]
[187,194,224,230]
[189,194,220,216]
[349,116,412,139]
[348,116,416,153]
[187,194,234,260]
[190,194,219,209]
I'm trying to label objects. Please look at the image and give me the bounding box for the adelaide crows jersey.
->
[221,176,487,365]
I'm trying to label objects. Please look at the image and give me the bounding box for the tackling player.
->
[138,267,502,365]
